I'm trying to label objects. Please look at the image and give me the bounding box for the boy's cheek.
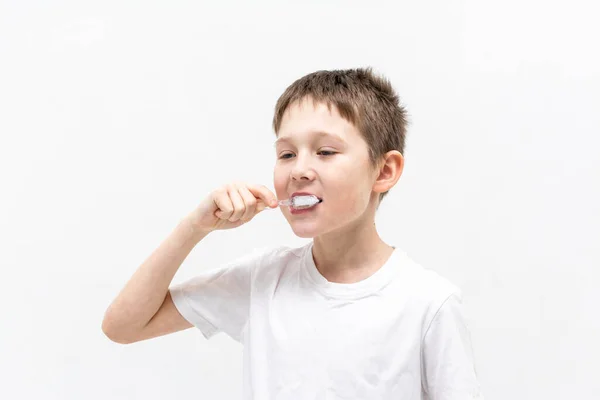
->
[273,177,286,194]
[272,171,286,191]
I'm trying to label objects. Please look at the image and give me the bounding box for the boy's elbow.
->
[102,316,135,344]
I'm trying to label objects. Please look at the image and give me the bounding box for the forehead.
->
[275,98,360,144]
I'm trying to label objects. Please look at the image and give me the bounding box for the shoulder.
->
[244,242,307,264]
[398,251,461,299]
[394,251,464,328]
[242,242,310,275]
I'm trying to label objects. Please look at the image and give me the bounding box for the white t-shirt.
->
[170,241,483,400]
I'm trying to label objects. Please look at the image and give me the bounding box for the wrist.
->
[179,216,212,241]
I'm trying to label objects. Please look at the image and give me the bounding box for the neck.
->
[311,208,394,283]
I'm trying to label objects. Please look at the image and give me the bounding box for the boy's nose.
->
[290,160,316,181]
[291,169,316,181]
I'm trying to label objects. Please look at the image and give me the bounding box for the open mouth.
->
[290,198,322,214]
[287,192,323,214]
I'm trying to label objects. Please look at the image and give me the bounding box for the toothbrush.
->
[270,194,322,209]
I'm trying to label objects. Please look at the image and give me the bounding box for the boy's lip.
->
[290,206,318,215]
[290,191,322,200]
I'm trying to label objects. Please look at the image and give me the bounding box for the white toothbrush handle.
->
[262,199,289,210]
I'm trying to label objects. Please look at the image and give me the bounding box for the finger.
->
[238,185,257,221]
[213,188,234,220]
[227,185,246,222]
[255,201,267,213]
[246,184,278,208]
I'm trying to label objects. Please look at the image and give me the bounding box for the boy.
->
[102,68,483,399]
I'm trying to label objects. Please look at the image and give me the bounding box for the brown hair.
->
[272,67,408,204]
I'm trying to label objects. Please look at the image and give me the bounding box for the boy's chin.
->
[291,228,318,239]
[289,222,322,238]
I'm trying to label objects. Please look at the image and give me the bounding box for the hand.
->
[186,182,278,233]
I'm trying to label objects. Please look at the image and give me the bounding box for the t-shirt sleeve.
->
[169,247,268,343]
[421,291,484,400]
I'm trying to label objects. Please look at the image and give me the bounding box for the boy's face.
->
[273,97,380,238]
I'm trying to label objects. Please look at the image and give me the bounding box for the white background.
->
[1,1,599,399]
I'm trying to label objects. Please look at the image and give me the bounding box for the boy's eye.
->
[278,151,336,159]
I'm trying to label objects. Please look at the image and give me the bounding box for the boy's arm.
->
[101,217,209,344]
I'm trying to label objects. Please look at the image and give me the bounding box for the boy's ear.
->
[372,150,404,194]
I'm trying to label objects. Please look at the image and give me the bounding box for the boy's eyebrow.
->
[274,131,346,147]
